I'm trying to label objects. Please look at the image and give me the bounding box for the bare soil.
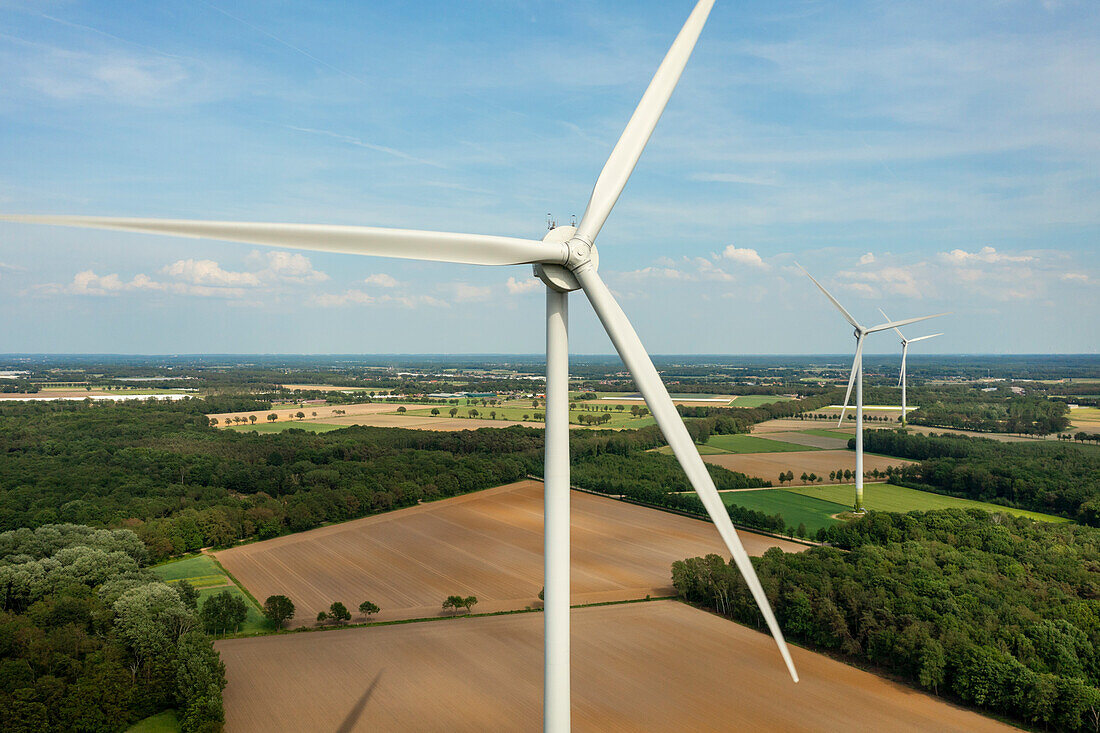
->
[214,480,804,626]
[216,600,1015,732]
[704,450,914,486]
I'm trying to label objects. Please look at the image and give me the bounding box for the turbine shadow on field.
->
[335,670,384,733]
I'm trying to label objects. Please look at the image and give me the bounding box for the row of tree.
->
[673,510,1100,731]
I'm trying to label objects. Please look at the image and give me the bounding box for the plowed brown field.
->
[703,450,914,486]
[214,481,804,625]
[216,600,1014,732]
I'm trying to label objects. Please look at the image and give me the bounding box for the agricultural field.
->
[214,480,804,626]
[152,554,267,634]
[215,601,1014,733]
[703,449,912,486]
[230,421,344,433]
[398,404,656,429]
[787,483,1072,523]
[719,483,1070,535]
[720,489,844,534]
[656,433,818,456]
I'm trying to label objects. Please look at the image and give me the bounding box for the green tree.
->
[176,579,199,611]
[262,595,295,629]
[358,600,380,618]
[200,590,247,636]
[328,601,351,623]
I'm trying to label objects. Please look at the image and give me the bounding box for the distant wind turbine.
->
[878,308,942,425]
[798,266,945,512]
[1,2,798,729]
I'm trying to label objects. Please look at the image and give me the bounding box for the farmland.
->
[718,483,1071,536]
[656,432,817,456]
[214,480,805,626]
[152,553,268,634]
[215,600,1015,732]
[788,482,1073,522]
[703,449,912,486]
[720,489,845,534]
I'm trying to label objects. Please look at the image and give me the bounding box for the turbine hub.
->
[534,225,594,292]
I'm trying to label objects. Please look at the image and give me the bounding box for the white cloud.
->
[835,266,923,298]
[246,251,328,283]
[692,257,734,282]
[1060,272,1089,283]
[309,289,448,308]
[44,269,246,298]
[506,276,540,294]
[452,283,493,302]
[622,266,691,280]
[940,246,1035,265]
[722,246,769,269]
[363,273,400,288]
[162,259,260,288]
[858,252,875,265]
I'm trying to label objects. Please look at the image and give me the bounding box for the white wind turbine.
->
[878,308,942,425]
[1,2,799,729]
[798,266,945,513]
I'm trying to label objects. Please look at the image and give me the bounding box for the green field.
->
[720,490,845,534]
[151,554,222,582]
[658,433,817,456]
[126,711,180,733]
[728,395,795,407]
[153,555,268,634]
[787,483,1071,523]
[799,428,854,439]
[230,421,345,434]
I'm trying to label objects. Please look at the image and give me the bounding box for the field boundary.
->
[214,594,676,640]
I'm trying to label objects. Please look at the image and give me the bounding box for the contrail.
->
[285,125,445,169]
[197,0,372,89]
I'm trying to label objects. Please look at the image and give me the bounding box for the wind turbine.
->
[1,2,799,729]
[878,308,942,425]
[798,266,944,513]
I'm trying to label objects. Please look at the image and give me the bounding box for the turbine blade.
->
[907,332,943,343]
[898,344,906,388]
[878,307,906,340]
[797,263,860,329]
[866,312,949,334]
[838,336,863,427]
[0,214,564,267]
[574,0,715,245]
[575,265,798,683]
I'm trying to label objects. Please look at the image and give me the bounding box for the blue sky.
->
[0,0,1096,355]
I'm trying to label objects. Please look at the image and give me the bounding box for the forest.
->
[673,510,1100,732]
[859,429,1100,524]
[908,393,1070,435]
[0,525,226,732]
[0,396,807,558]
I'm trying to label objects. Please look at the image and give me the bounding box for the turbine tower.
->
[879,308,942,426]
[2,2,800,729]
[798,266,944,512]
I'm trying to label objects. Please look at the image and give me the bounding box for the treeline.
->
[675,391,838,433]
[673,510,1100,731]
[0,525,226,731]
[859,429,1100,524]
